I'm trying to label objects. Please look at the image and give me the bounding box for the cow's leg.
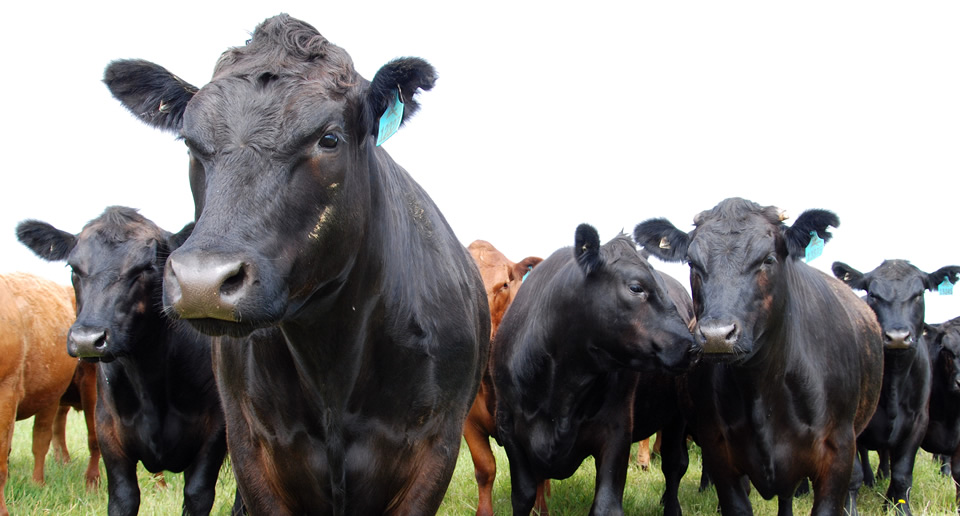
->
[711,472,753,515]
[876,448,891,482]
[30,401,59,485]
[533,480,550,515]
[505,447,538,515]
[588,436,630,516]
[462,410,496,516]
[777,494,794,516]
[856,444,875,487]
[658,415,688,516]
[846,451,864,516]
[77,362,100,489]
[0,381,18,516]
[884,438,921,516]
[636,437,651,471]
[811,432,856,516]
[182,432,227,516]
[52,405,70,463]
[98,411,140,516]
[950,447,960,514]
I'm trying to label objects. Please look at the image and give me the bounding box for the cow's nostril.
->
[93,332,107,350]
[220,264,247,297]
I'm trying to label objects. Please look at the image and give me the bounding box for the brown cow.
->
[466,240,542,516]
[0,273,79,516]
[52,361,100,490]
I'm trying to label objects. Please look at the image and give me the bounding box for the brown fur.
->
[466,240,543,516]
[0,273,79,516]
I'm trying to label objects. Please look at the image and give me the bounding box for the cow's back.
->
[0,273,77,418]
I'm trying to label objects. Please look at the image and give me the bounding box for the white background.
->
[2,1,957,322]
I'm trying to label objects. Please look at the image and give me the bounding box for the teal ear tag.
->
[804,231,824,263]
[376,90,404,146]
[939,276,954,296]
[522,265,533,283]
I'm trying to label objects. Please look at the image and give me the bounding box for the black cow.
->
[492,224,698,515]
[924,317,960,511]
[102,14,489,514]
[832,260,960,514]
[634,197,883,515]
[16,207,228,515]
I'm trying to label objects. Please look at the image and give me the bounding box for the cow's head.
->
[570,225,697,373]
[467,240,542,338]
[832,260,960,351]
[104,14,436,337]
[926,319,960,395]
[634,197,838,363]
[16,207,193,362]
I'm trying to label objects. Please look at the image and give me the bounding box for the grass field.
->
[6,410,957,514]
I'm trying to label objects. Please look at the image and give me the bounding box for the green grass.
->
[6,410,957,514]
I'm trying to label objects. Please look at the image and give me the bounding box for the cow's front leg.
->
[589,434,630,516]
[182,431,228,515]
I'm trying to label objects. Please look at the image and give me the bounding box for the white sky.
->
[2,2,957,322]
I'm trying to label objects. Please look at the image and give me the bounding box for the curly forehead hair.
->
[212,14,360,95]
[693,197,782,229]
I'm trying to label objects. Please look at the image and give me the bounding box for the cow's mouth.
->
[184,317,266,338]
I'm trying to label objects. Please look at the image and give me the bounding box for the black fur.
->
[16,220,76,261]
[926,266,960,291]
[364,57,437,140]
[632,218,690,263]
[103,59,197,133]
[783,209,839,258]
[574,223,603,276]
[832,261,868,290]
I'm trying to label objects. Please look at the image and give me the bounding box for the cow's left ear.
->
[782,209,840,258]
[362,57,437,139]
[574,224,603,276]
[168,222,196,252]
[925,265,960,291]
[16,220,76,262]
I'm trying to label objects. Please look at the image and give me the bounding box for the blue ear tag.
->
[376,90,404,146]
[939,276,954,296]
[804,231,824,263]
[522,265,533,283]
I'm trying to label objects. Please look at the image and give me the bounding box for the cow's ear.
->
[783,209,839,258]
[924,323,945,349]
[832,261,868,290]
[104,59,198,133]
[633,219,689,263]
[168,222,196,252]
[362,57,437,138]
[16,220,76,262]
[511,256,543,282]
[574,224,603,276]
[925,265,960,291]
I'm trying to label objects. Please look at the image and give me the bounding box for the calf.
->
[923,317,960,512]
[466,240,543,516]
[493,224,698,515]
[17,207,228,515]
[634,197,883,515]
[0,273,79,516]
[103,14,488,513]
[833,260,960,513]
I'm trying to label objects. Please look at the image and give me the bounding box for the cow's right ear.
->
[168,222,196,252]
[832,261,868,290]
[511,256,543,282]
[574,224,603,276]
[104,59,198,133]
[16,220,76,262]
[361,57,437,141]
[633,219,690,263]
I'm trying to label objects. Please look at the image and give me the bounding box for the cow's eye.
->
[629,283,647,300]
[763,254,777,266]
[318,134,339,149]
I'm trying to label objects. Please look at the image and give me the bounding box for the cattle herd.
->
[1,12,958,516]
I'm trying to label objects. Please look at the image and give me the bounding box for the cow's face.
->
[574,225,696,373]
[928,322,960,395]
[634,198,839,363]
[16,208,189,362]
[468,241,542,338]
[103,15,437,337]
[832,260,960,351]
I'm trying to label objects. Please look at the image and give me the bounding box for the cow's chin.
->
[185,318,268,338]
